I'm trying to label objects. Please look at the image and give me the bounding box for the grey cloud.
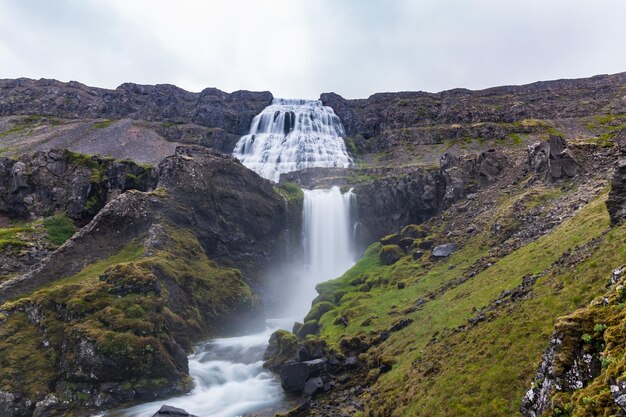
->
[0,0,625,99]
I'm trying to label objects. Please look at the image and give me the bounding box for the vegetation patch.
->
[43,214,76,247]
[309,185,613,416]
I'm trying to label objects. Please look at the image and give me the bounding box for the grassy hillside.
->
[303,165,623,416]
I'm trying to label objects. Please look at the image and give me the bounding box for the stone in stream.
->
[152,405,198,417]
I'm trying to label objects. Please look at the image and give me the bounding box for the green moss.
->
[264,330,298,370]
[63,149,109,182]
[148,187,169,198]
[274,182,304,202]
[92,119,115,129]
[0,313,56,400]
[43,214,76,247]
[304,301,335,322]
[0,225,33,249]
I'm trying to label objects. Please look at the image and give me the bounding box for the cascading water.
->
[232,98,353,182]
[107,100,356,417]
[287,187,355,317]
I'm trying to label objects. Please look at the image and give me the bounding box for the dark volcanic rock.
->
[152,405,198,417]
[0,145,296,303]
[607,158,626,225]
[0,149,155,221]
[303,377,325,398]
[528,136,579,180]
[0,78,272,138]
[280,363,311,393]
[156,146,294,278]
[321,72,626,152]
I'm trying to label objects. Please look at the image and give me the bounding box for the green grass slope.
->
[308,178,622,416]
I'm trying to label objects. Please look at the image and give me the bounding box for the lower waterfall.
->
[108,186,356,417]
[287,186,356,317]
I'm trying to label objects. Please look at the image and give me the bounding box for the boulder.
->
[280,363,311,393]
[296,320,319,339]
[379,245,405,265]
[263,330,298,372]
[432,243,458,257]
[152,405,198,417]
[527,136,578,180]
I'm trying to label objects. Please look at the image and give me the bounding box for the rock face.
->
[352,148,508,243]
[0,149,155,221]
[321,72,626,153]
[156,146,294,276]
[607,158,626,225]
[0,78,272,139]
[0,145,296,304]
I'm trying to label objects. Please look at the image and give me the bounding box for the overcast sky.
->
[0,0,625,99]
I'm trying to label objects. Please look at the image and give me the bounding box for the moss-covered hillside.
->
[0,145,303,416]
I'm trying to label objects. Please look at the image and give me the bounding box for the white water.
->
[106,101,356,417]
[104,320,291,417]
[232,98,353,182]
[287,187,356,318]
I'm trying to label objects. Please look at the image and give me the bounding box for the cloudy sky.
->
[0,0,625,99]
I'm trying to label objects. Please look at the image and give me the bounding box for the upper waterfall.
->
[232,98,353,182]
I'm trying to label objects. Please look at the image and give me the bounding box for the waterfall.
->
[288,187,355,317]
[108,100,356,417]
[232,98,353,182]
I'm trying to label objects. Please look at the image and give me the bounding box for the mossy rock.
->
[304,301,335,322]
[380,233,401,246]
[379,244,405,265]
[263,330,298,372]
[296,320,319,339]
[102,263,160,296]
[399,237,416,251]
[400,224,428,239]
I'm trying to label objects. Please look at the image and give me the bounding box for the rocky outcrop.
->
[353,148,508,243]
[155,146,296,277]
[0,149,156,222]
[0,145,301,416]
[528,135,579,180]
[0,145,296,304]
[321,72,626,152]
[0,78,272,138]
[521,267,626,417]
[607,158,626,225]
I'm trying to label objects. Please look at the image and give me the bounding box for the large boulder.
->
[280,363,311,392]
[379,245,405,265]
[263,330,299,372]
